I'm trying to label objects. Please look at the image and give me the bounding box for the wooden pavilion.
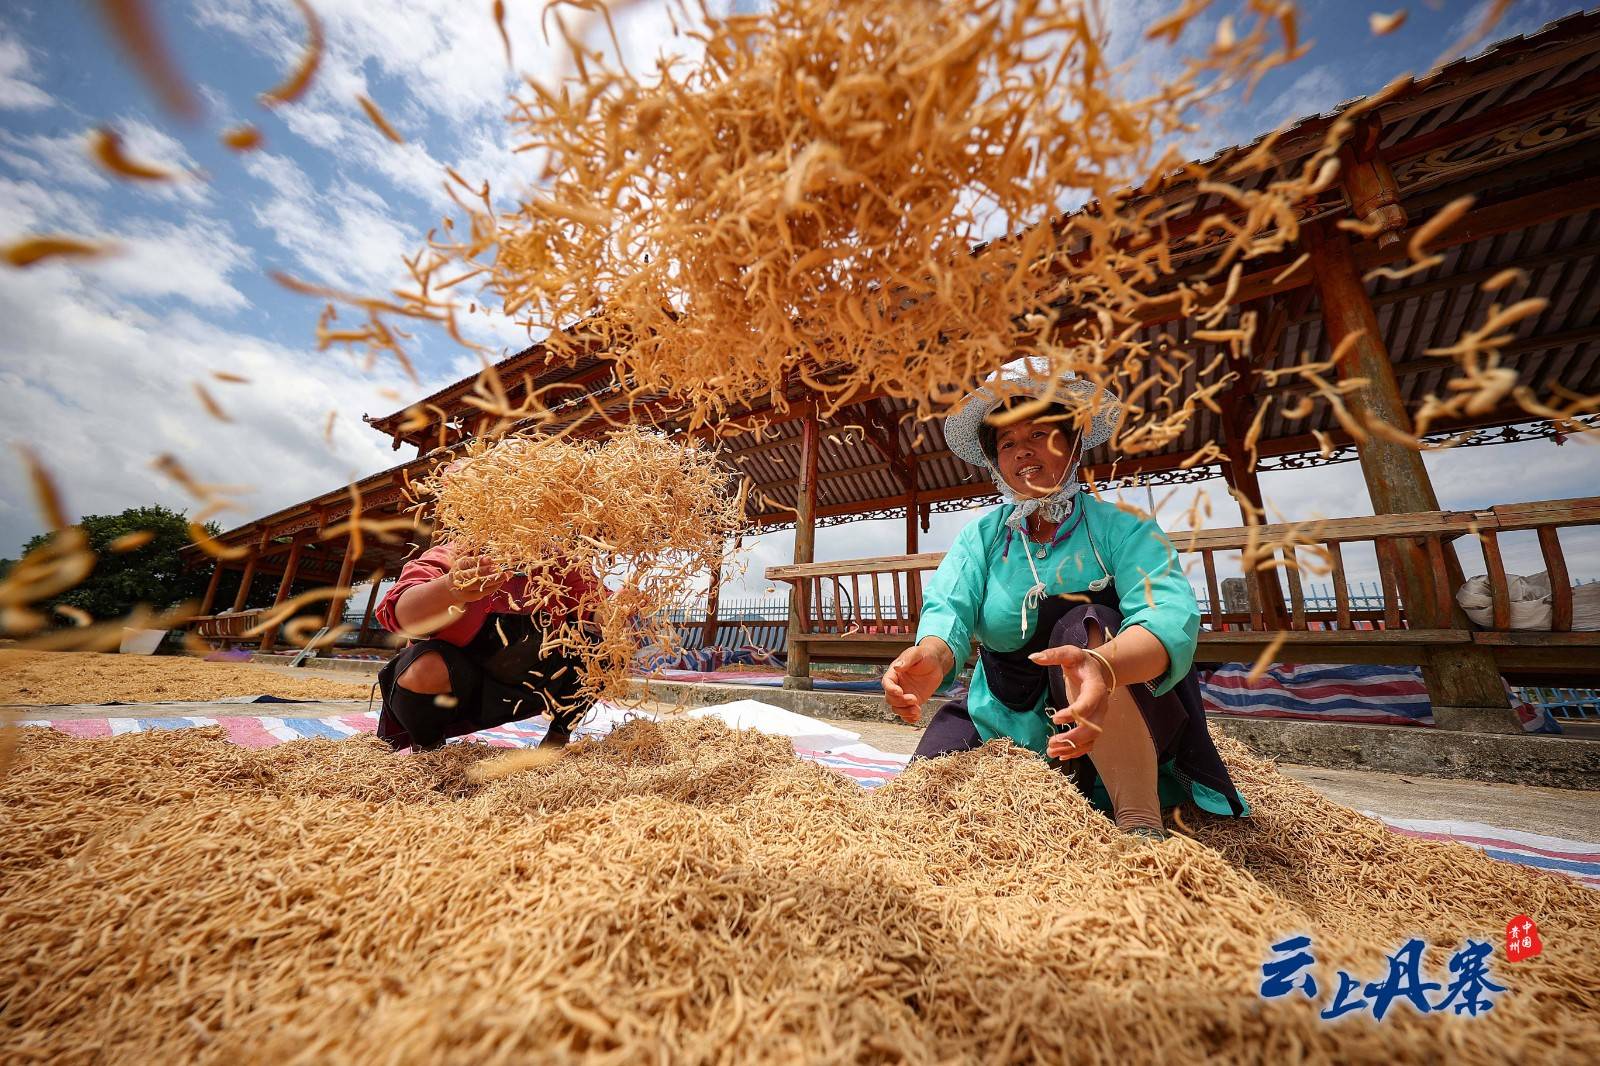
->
[187,11,1600,730]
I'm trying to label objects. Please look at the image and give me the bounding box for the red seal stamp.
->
[1505,915,1542,962]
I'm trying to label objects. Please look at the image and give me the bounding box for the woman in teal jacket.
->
[881,367,1248,841]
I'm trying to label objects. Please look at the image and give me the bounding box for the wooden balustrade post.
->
[1305,222,1515,731]
[784,408,820,689]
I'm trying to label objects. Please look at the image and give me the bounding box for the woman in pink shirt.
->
[372,542,598,751]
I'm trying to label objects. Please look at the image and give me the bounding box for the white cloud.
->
[0,31,52,111]
[0,175,100,235]
[0,130,111,193]
[0,256,414,555]
[0,172,249,310]
[243,151,417,290]
[96,218,254,311]
[0,118,212,206]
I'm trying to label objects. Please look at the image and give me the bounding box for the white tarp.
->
[685,699,861,751]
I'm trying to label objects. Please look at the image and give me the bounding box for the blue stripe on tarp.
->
[135,716,204,731]
[1480,848,1600,876]
[283,717,352,740]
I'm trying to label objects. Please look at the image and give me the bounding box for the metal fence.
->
[664,598,790,623]
[1513,686,1600,722]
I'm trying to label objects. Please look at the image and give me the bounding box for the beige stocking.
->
[1085,690,1164,833]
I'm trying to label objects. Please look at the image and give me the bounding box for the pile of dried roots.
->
[366,0,1314,431]
[0,650,371,706]
[1,720,1594,1063]
[414,427,745,705]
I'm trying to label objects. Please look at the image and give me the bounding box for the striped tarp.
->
[17,709,1592,889]
[1202,663,1434,726]
[1363,815,1600,891]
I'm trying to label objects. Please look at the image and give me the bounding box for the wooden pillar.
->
[324,535,361,630]
[1218,303,1291,628]
[1305,224,1443,517]
[701,548,724,649]
[1305,222,1514,731]
[256,536,306,652]
[783,409,820,690]
[230,530,269,612]
[903,452,920,555]
[198,562,225,616]
[357,579,383,646]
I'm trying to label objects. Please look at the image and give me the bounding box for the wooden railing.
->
[190,609,267,643]
[765,495,1600,678]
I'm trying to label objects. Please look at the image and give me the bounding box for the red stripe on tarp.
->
[794,747,909,772]
[217,716,280,749]
[816,764,898,782]
[38,718,113,739]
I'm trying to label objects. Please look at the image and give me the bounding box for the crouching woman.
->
[372,542,596,751]
[881,368,1248,840]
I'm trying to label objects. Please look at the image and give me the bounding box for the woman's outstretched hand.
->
[1029,644,1110,759]
[448,551,511,601]
[882,638,952,725]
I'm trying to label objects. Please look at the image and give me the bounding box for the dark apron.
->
[978,582,1247,816]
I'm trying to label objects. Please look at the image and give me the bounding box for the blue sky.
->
[0,0,1594,596]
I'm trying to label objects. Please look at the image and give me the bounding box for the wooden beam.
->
[1388,69,1600,164]
[1217,300,1291,627]
[1337,114,1407,248]
[701,548,724,649]
[1109,173,1600,334]
[904,452,920,555]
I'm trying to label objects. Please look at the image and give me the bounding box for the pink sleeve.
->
[374,545,449,635]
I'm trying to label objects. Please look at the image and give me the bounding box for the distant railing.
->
[1514,685,1600,722]
[763,495,1600,678]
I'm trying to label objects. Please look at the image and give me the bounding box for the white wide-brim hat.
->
[944,360,1123,469]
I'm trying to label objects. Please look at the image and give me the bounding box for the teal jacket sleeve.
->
[914,515,990,687]
[1105,510,1200,697]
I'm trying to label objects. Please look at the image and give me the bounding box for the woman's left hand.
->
[1029,645,1110,759]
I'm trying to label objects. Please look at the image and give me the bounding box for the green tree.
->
[13,505,222,622]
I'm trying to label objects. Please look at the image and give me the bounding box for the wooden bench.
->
[765,495,1600,683]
